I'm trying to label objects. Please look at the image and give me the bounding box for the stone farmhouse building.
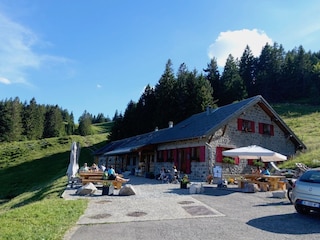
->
[93,95,306,180]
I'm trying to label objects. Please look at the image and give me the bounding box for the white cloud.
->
[208,29,273,67]
[0,77,10,84]
[0,12,69,85]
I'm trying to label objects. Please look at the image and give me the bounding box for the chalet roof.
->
[101,128,167,156]
[150,96,256,144]
[92,140,125,155]
[96,95,306,156]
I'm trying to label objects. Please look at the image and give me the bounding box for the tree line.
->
[0,97,110,142]
[110,43,320,141]
[2,42,320,142]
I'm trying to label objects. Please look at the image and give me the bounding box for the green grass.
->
[272,103,320,169]
[91,121,114,134]
[0,131,108,239]
[0,107,320,239]
[0,177,88,240]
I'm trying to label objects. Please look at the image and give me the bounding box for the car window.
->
[300,170,320,183]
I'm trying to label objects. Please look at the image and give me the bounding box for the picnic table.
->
[79,171,123,189]
[242,174,286,191]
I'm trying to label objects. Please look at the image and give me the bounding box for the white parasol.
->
[66,142,80,181]
[222,145,287,162]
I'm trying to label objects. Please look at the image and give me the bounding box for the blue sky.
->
[1,1,320,121]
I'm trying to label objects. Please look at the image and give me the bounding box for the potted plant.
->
[206,174,213,184]
[180,174,190,189]
[102,181,112,195]
[253,160,264,168]
[222,157,235,164]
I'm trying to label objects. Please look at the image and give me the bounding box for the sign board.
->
[213,165,222,178]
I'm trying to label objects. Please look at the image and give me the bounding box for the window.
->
[167,149,173,160]
[191,147,200,161]
[259,123,274,136]
[237,119,255,133]
[157,151,164,162]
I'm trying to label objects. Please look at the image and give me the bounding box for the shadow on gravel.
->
[202,187,240,196]
[253,201,292,207]
[164,186,239,196]
[247,212,320,234]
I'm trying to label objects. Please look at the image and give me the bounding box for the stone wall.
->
[207,103,296,176]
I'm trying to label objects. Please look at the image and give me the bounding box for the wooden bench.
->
[80,178,123,189]
[276,181,287,191]
[81,178,103,184]
[249,180,270,192]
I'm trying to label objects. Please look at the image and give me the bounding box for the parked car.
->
[291,168,320,214]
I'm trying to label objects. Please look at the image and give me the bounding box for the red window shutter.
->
[199,146,205,162]
[235,157,240,165]
[259,123,263,134]
[248,159,254,165]
[173,149,177,162]
[270,125,274,136]
[251,121,255,133]
[186,147,191,160]
[163,150,167,162]
[216,147,223,162]
[237,119,242,131]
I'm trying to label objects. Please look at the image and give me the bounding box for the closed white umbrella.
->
[222,145,287,162]
[66,142,80,183]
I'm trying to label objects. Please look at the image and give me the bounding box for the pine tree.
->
[203,58,221,103]
[23,98,44,140]
[43,105,64,138]
[220,54,247,105]
[155,59,177,128]
[239,45,257,97]
[78,110,92,136]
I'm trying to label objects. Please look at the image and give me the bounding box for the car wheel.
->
[295,204,310,214]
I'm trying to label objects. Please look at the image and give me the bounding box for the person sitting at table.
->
[79,163,89,172]
[107,165,130,183]
[99,163,106,172]
[91,163,99,172]
[257,166,271,184]
[261,167,270,176]
[251,166,261,175]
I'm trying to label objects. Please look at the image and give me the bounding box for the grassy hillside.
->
[0,123,109,239]
[91,121,114,134]
[272,103,320,169]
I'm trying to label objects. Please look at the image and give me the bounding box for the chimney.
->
[206,106,211,115]
[168,121,173,128]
